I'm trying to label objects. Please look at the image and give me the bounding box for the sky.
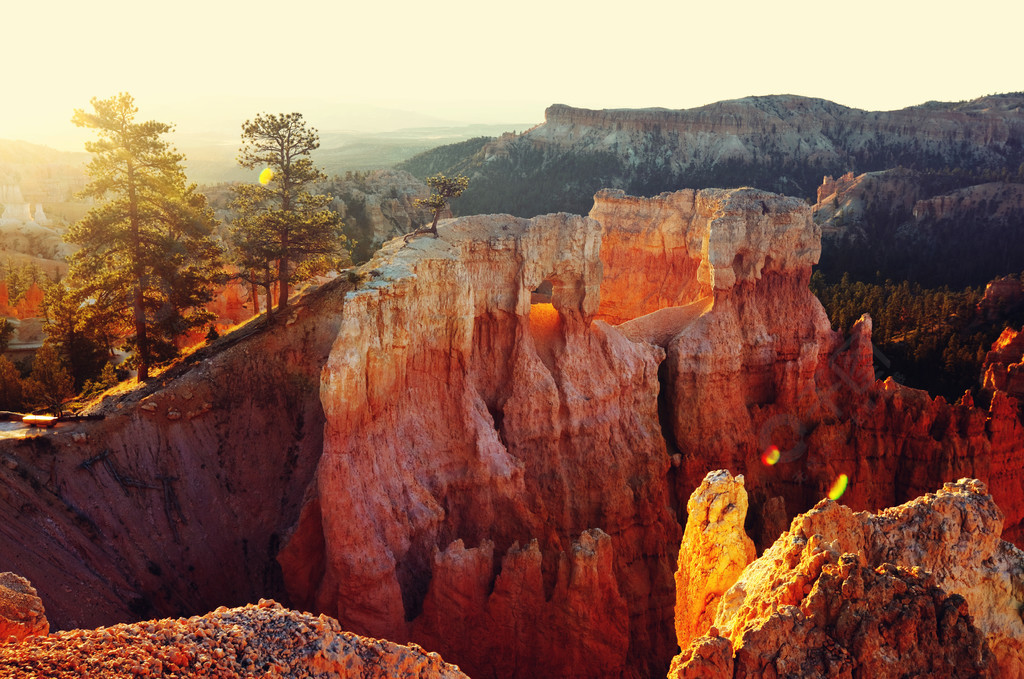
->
[4,0,1022,150]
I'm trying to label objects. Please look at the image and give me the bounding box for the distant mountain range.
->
[398,93,1024,217]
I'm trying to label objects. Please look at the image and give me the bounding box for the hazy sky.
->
[5,0,1022,150]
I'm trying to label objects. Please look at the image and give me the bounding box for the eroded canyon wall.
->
[592,187,1024,550]
[280,213,680,679]
[279,187,1024,678]
[672,473,1023,678]
[0,276,353,629]
[2,184,1024,678]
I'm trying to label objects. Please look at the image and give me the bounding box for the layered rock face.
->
[672,477,1022,678]
[0,599,467,679]
[281,212,679,678]
[0,276,354,630]
[520,95,1024,188]
[811,168,1024,286]
[0,573,47,642]
[593,187,1024,550]
[3,183,1024,677]
[983,326,1024,400]
[282,187,1024,677]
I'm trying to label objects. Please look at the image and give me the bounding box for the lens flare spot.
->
[828,474,849,501]
[259,168,274,185]
[761,445,781,466]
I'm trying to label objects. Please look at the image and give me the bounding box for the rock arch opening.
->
[529,277,565,371]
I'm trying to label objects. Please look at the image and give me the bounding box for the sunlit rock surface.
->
[674,478,1022,678]
[3,185,1024,678]
[674,471,755,653]
[0,600,467,679]
[282,212,677,678]
[0,573,47,642]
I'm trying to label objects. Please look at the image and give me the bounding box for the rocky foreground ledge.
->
[672,473,1024,678]
[0,599,467,679]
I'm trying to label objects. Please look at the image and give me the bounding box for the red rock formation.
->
[673,471,755,654]
[282,213,679,679]
[983,327,1024,398]
[980,277,1024,322]
[673,558,993,679]
[0,573,47,642]
[594,187,1024,552]
[673,478,1021,678]
[2,184,1024,678]
[0,600,467,678]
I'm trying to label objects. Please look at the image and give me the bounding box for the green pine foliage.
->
[64,93,223,380]
[40,281,114,390]
[414,174,469,236]
[0,356,25,411]
[27,342,75,414]
[230,113,350,315]
[810,271,1022,399]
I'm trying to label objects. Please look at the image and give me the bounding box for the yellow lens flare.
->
[259,168,274,185]
[760,445,781,466]
[827,474,849,501]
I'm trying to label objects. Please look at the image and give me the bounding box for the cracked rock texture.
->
[3,186,1024,678]
[0,573,47,641]
[673,477,1023,678]
[0,599,467,678]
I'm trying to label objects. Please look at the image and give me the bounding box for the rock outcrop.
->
[979,276,1024,322]
[535,96,1024,165]
[984,327,1024,400]
[673,478,1021,678]
[325,169,431,261]
[591,188,1024,552]
[0,275,355,630]
[811,168,1024,286]
[0,573,47,641]
[281,211,679,679]
[0,600,467,678]
[673,471,755,653]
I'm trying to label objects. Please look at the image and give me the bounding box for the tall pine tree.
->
[231,113,347,315]
[66,93,223,380]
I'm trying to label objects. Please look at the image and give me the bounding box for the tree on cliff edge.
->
[65,93,223,381]
[412,173,469,237]
[231,113,348,315]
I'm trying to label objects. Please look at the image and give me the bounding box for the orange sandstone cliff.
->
[279,213,679,679]
[591,187,1024,549]
[671,474,1023,678]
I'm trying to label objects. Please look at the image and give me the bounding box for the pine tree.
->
[0,356,25,411]
[413,173,469,236]
[40,281,112,390]
[231,113,347,314]
[27,343,74,414]
[66,93,223,380]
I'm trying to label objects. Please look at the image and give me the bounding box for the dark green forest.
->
[810,272,1024,400]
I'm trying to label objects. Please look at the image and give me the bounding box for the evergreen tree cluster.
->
[0,95,353,411]
[810,271,1022,400]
